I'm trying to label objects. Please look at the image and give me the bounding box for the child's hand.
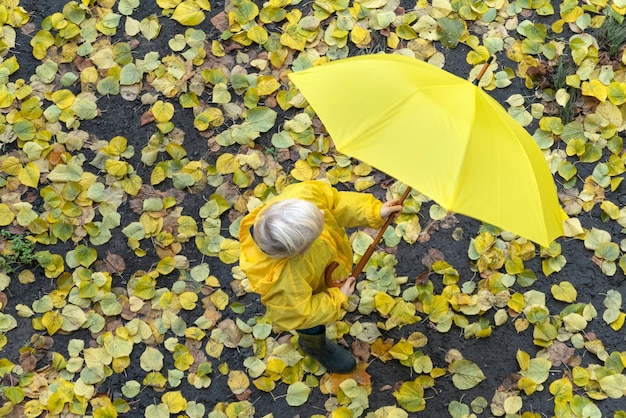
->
[340,277,356,297]
[380,199,403,219]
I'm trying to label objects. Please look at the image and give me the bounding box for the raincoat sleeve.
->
[320,183,385,229]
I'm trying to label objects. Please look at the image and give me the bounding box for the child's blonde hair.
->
[253,198,325,258]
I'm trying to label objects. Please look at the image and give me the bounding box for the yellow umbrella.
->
[288,54,567,248]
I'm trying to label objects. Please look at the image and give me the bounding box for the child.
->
[239,180,402,373]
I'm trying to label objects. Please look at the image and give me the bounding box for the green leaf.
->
[449,359,486,389]
[36,60,58,83]
[140,347,164,372]
[13,120,36,141]
[437,17,465,48]
[122,380,141,398]
[100,293,123,316]
[140,15,161,40]
[120,63,142,85]
[599,374,626,398]
[66,244,98,268]
[520,358,551,383]
[286,381,311,406]
[5,386,25,404]
[243,106,277,132]
[145,404,169,418]
[118,0,140,15]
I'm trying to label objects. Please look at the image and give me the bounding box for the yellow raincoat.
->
[239,180,385,331]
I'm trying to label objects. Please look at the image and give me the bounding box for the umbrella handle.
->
[472,56,494,86]
[350,186,412,278]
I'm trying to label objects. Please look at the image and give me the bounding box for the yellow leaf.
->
[256,75,280,95]
[466,46,490,65]
[0,204,15,226]
[563,218,584,237]
[503,395,522,414]
[171,0,206,25]
[105,160,130,177]
[156,257,177,275]
[517,376,537,395]
[290,159,315,181]
[216,153,240,174]
[354,176,376,191]
[508,292,525,313]
[18,162,40,188]
[247,25,269,44]
[549,377,573,404]
[581,79,607,102]
[151,166,166,185]
[374,292,396,316]
[227,370,250,395]
[550,281,577,302]
[516,349,530,370]
[423,295,449,322]
[173,344,194,370]
[253,376,275,392]
[610,311,625,331]
[1,156,21,175]
[162,391,187,413]
[218,239,240,264]
[42,310,63,335]
[210,289,229,310]
[179,292,198,310]
[151,100,175,122]
[388,340,414,361]
[350,25,371,47]
[211,40,225,57]
[50,89,76,109]
[107,136,128,156]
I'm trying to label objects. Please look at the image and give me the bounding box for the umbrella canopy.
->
[288,54,567,248]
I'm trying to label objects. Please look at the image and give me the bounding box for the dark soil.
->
[2,0,626,417]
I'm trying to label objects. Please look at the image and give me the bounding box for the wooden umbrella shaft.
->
[351,186,412,277]
[472,56,494,86]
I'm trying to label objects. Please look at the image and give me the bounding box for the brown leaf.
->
[19,351,37,372]
[229,280,246,297]
[415,270,430,286]
[187,346,208,373]
[421,248,444,269]
[440,214,459,229]
[498,373,521,392]
[20,22,36,35]
[217,319,241,348]
[31,334,54,350]
[103,252,126,275]
[546,340,575,367]
[120,302,136,321]
[275,148,290,162]
[235,388,252,401]
[351,340,370,363]
[73,56,93,71]
[264,96,277,108]
[140,110,155,126]
[590,255,603,268]
[210,12,229,32]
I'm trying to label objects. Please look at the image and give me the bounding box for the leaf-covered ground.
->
[1,0,626,416]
